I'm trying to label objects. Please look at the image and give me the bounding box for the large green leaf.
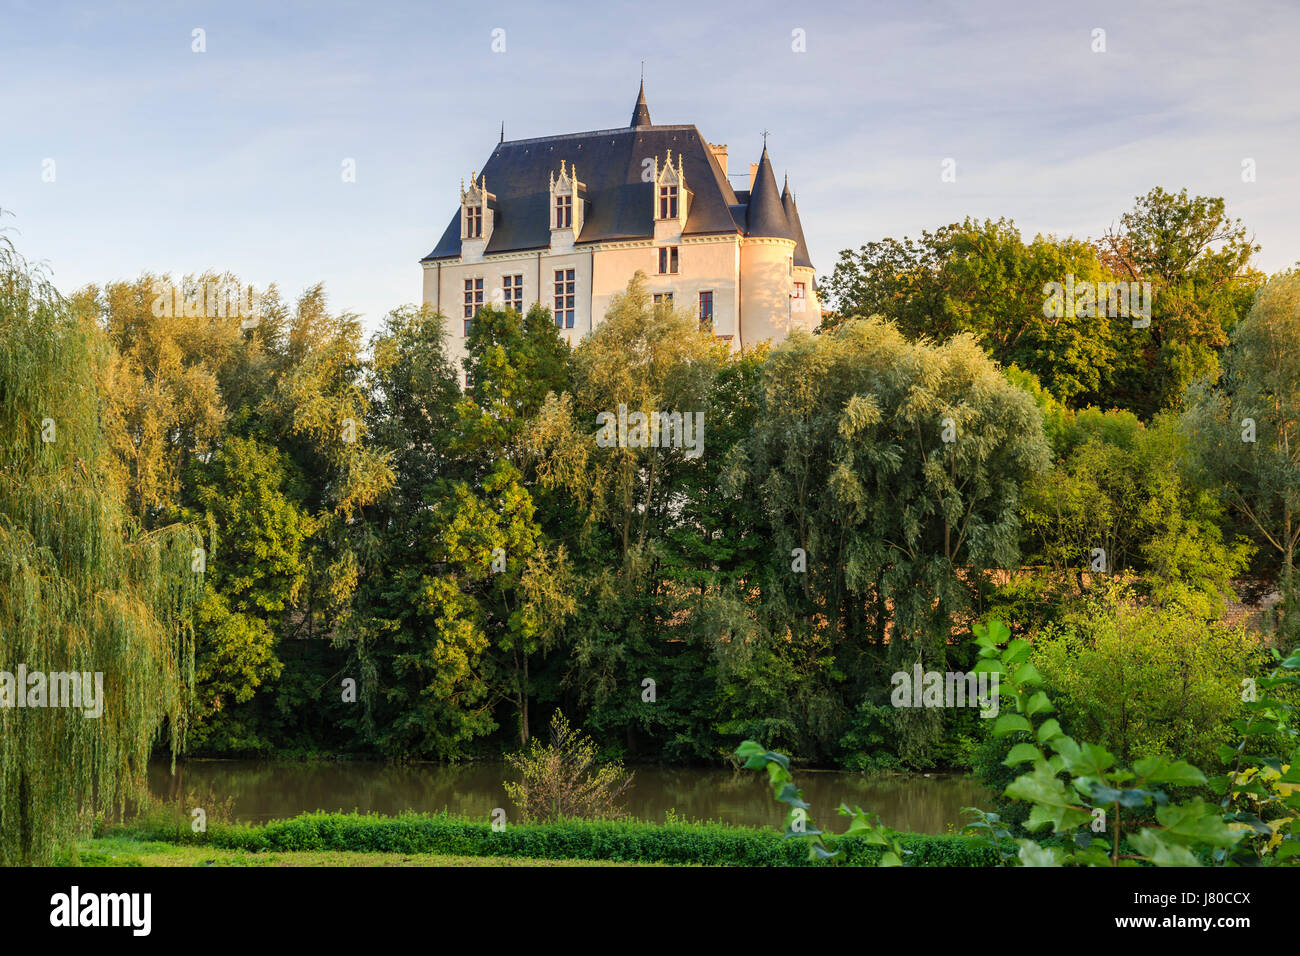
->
[1133,756,1206,787]
[1004,743,1042,767]
[993,713,1032,737]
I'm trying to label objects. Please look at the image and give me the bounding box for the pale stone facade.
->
[420,84,821,374]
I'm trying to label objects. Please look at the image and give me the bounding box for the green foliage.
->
[106,810,996,867]
[1101,187,1262,413]
[738,619,1295,866]
[966,618,1295,866]
[10,197,1284,787]
[1020,407,1253,618]
[1184,270,1300,641]
[355,301,572,757]
[0,236,199,863]
[824,192,1263,417]
[729,315,1051,761]
[1033,593,1260,767]
[1210,646,1300,864]
[503,710,633,822]
[737,740,912,864]
[822,218,1129,407]
[836,702,903,774]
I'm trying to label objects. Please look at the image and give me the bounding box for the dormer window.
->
[459,172,495,248]
[652,150,689,226]
[658,185,678,220]
[548,160,584,242]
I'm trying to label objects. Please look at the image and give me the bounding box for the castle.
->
[420,83,821,370]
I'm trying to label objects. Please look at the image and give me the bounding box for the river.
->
[147,760,990,835]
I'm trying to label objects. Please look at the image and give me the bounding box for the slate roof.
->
[744,146,794,243]
[422,88,812,266]
[630,80,652,127]
[782,177,813,270]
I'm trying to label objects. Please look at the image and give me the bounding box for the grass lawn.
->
[67,837,669,868]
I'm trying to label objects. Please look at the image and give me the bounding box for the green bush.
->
[103,811,997,867]
[1033,591,1260,767]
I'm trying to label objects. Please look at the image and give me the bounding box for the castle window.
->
[698,291,713,324]
[658,185,678,220]
[502,274,524,312]
[553,269,575,329]
[653,292,674,310]
[555,194,572,229]
[463,277,484,334]
[793,282,806,313]
[465,204,483,238]
[658,246,679,275]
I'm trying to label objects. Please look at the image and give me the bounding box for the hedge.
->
[106,812,998,867]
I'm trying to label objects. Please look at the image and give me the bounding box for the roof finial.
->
[500,121,504,143]
[761,129,770,151]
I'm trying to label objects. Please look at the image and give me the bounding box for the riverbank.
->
[90,810,996,867]
[66,836,660,867]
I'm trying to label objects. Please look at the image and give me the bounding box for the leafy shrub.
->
[99,811,996,866]
[1033,592,1259,767]
[836,701,902,773]
[503,710,633,822]
[743,619,1300,866]
[967,619,1298,866]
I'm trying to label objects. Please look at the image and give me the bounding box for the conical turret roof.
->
[630,81,652,127]
[746,146,795,241]
[782,176,813,269]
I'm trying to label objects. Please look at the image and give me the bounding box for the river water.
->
[147,760,990,835]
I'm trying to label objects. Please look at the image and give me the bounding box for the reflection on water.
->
[148,760,990,835]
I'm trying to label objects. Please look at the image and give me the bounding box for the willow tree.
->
[733,317,1051,760]
[0,235,199,864]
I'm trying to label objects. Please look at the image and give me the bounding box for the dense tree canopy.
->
[1,178,1286,844]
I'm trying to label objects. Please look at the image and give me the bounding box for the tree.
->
[530,273,726,757]
[0,235,199,863]
[732,316,1052,761]
[1183,270,1300,639]
[357,302,573,756]
[1018,408,1252,621]
[1103,187,1262,413]
[71,273,248,528]
[822,219,1127,408]
[503,710,633,822]
[182,435,311,742]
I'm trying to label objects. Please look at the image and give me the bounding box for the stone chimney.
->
[748,162,758,190]
[708,142,728,177]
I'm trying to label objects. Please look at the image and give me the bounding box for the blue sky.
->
[3,0,1298,332]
